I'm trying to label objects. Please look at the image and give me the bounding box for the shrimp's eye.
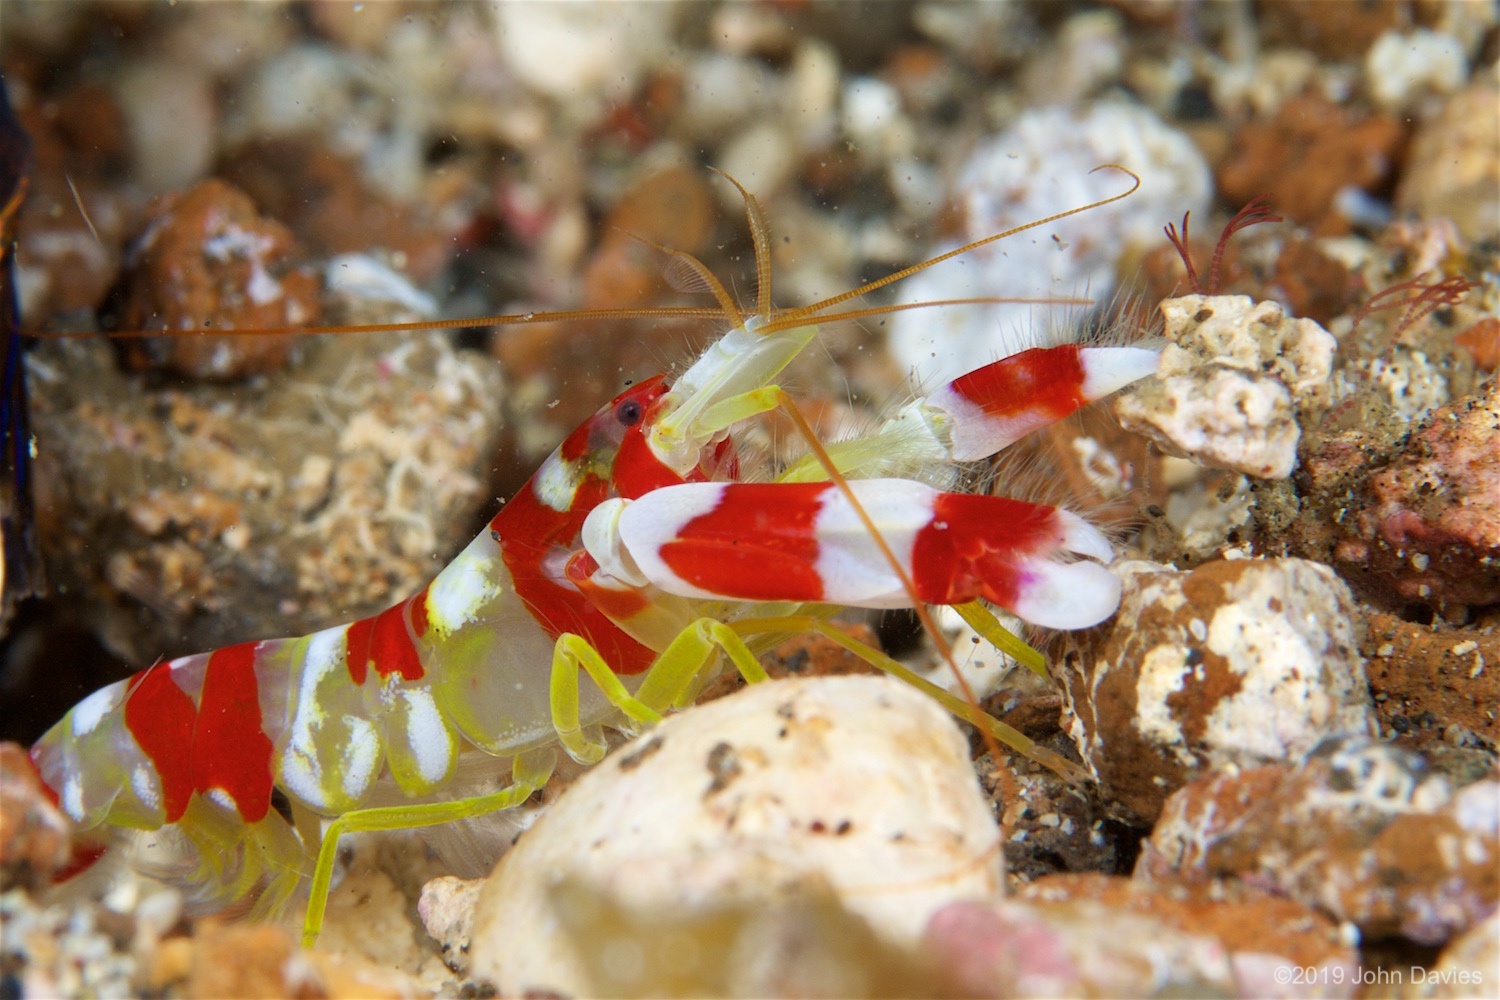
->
[615,398,644,426]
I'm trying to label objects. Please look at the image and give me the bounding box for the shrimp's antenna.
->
[28,304,736,341]
[757,165,1141,336]
[708,170,774,318]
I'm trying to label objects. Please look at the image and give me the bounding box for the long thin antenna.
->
[760,165,1141,335]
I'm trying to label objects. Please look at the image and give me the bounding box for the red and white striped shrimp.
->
[29,168,1156,946]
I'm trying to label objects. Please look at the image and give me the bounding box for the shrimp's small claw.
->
[924,345,1162,462]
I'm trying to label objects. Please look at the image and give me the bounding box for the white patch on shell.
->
[63,774,84,820]
[204,788,237,813]
[70,683,126,738]
[1007,557,1123,630]
[1054,508,1115,563]
[812,480,930,607]
[131,764,160,814]
[924,379,1016,461]
[614,482,730,598]
[279,626,346,808]
[582,498,647,589]
[1080,346,1161,399]
[533,453,578,513]
[339,715,381,803]
[279,748,322,809]
[400,687,454,786]
[427,549,504,632]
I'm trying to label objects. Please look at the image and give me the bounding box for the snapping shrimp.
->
[29,167,1156,947]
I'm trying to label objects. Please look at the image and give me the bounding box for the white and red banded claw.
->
[921,344,1159,461]
[583,479,1121,630]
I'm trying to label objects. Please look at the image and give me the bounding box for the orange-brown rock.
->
[1219,93,1406,233]
[114,178,321,379]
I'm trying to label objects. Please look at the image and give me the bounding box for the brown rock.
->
[1267,238,1360,327]
[220,137,458,284]
[1362,611,1499,748]
[1218,93,1407,232]
[113,178,322,379]
[1455,317,1500,372]
[698,622,884,705]
[1138,737,1500,946]
[1414,911,1500,997]
[1256,0,1409,61]
[1018,872,1353,983]
[31,323,505,660]
[581,165,716,310]
[0,741,72,889]
[13,87,131,317]
[186,918,424,999]
[187,921,324,999]
[493,166,728,460]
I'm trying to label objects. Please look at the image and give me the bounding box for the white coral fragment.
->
[1115,295,1337,479]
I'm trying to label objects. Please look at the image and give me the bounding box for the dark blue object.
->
[0,74,44,615]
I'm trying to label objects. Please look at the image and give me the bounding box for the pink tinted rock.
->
[1016,873,1356,999]
[923,893,1238,998]
[1333,381,1500,614]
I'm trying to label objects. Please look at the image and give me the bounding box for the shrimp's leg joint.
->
[300,748,555,949]
[549,621,772,765]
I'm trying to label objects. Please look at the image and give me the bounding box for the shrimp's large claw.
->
[586,479,1122,631]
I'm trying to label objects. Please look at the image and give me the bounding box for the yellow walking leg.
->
[728,614,1088,784]
[301,747,555,948]
[952,600,1047,677]
[548,620,772,764]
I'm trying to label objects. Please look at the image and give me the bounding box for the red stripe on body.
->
[190,642,274,823]
[345,597,426,685]
[122,660,198,823]
[494,477,656,675]
[557,406,601,464]
[410,585,431,638]
[658,482,829,601]
[613,424,684,498]
[911,493,1059,608]
[52,840,109,884]
[951,346,1088,422]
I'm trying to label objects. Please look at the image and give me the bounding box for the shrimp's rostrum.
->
[30,169,1158,946]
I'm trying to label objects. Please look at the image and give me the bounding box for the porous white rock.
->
[1115,295,1337,479]
[116,60,217,193]
[492,2,682,107]
[1059,558,1377,821]
[888,101,1210,386]
[468,675,1001,997]
[1366,28,1468,111]
[1417,910,1499,998]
